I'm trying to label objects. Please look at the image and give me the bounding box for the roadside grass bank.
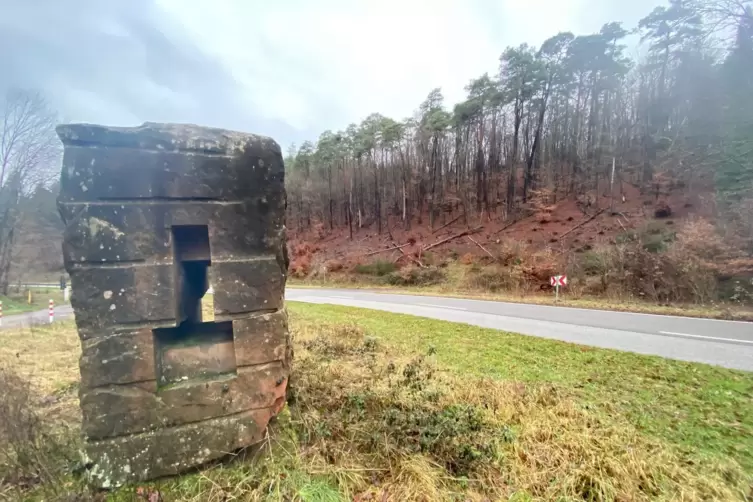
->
[289,263,753,321]
[0,303,751,501]
[0,289,66,316]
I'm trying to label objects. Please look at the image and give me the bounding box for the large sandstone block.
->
[84,408,278,488]
[57,122,290,487]
[61,200,285,264]
[80,362,288,439]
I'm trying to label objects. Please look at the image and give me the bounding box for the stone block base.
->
[84,405,283,488]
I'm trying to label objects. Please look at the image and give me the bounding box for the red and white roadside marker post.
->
[550,274,568,301]
[0,301,3,327]
[49,299,54,324]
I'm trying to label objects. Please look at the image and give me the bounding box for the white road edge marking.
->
[290,289,753,325]
[415,303,468,311]
[659,331,753,345]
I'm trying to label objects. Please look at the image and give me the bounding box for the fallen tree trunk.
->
[467,235,494,258]
[363,243,409,257]
[423,226,483,253]
[493,217,523,235]
[431,213,463,234]
[557,209,605,240]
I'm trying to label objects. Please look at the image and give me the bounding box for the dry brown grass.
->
[0,323,82,500]
[1,314,751,501]
[282,320,750,501]
[0,322,81,424]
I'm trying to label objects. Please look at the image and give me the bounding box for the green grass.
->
[0,295,36,316]
[2,305,752,500]
[0,289,66,316]
[352,259,398,276]
[286,302,753,472]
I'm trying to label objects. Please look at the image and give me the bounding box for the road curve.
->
[286,289,753,372]
[3,289,751,371]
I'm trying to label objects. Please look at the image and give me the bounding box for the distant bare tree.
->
[0,89,59,294]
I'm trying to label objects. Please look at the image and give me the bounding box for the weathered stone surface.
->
[57,124,284,204]
[84,408,273,488]
[79,330,156,388]
[234,311,289,366]
[57,121,282,156]
[61,200,284,264]
[62,205,173,264]
[58,122,291,488]
[69,264,175,335]
[80,362,287,440]
[158,321,236,385]
[213,258,285,315]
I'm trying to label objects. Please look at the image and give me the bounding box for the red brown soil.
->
[288,179,715,276]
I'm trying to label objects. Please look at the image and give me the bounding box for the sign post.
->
[550,275,568,301]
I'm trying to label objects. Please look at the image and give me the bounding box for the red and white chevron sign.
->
[550,275,568,287]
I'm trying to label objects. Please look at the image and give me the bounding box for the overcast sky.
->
[2,0,662,147]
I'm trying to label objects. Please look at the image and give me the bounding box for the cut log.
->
[493,217,522,235]
[431,213,463,234]
[467,235,494,258]
[363,244,410,257]
[557,209,605,240]
[423,226,483,252]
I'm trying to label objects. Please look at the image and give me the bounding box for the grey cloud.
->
[0,0,314,145]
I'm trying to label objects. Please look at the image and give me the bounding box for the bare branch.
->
[0,89,60,293]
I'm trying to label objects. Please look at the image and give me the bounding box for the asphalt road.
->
[286,289,753,372]
[3,289,751,371]
[0,304,74,329]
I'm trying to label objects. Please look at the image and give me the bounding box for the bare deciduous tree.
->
[0,89,59,293]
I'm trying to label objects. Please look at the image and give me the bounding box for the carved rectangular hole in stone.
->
[154,321,235,387]
[153,224,237,388]
[173,225,211,324]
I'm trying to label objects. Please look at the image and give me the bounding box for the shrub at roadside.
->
[385,265,445,286]
[353,260,398,276]
[461,264,527,292]
[460,242,556,294]
[569,218,752,304]
[289,254,312,278]
[0,367,79,496]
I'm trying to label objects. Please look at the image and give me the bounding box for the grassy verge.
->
[1,304,751,501]
[289,272,753,321]
[289,303,753,469]
[0,289,67,316]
